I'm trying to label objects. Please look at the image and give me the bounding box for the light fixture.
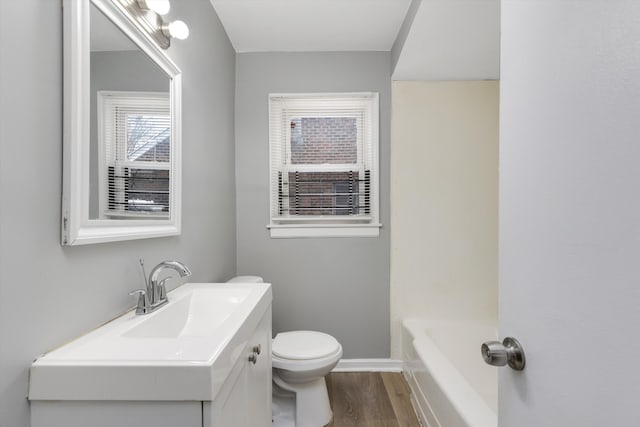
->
[120,0,189,49]
[162,20,189,40]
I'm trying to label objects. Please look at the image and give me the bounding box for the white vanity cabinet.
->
[29,283,273,427]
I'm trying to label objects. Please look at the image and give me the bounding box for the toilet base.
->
[273,371,333,427]
[272,393,295,427]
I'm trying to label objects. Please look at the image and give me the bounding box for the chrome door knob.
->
[482,341,508,366]
[481,337,525,371]
[248,353,257,364]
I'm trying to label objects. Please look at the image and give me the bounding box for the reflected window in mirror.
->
[98,91,170,219]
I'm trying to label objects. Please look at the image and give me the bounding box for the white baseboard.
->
[332,358,403,372]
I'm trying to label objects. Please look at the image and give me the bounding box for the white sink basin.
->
[29,282,272,401]
[123,287,253,339]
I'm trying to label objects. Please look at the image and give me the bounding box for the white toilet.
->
[272,330,342,427]
[227,276,343,427]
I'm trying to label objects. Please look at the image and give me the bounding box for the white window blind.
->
[268,93,380,237]
[99,91,171,219]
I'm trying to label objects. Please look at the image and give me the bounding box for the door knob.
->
[481,337,525,371]
[248,353,257,364]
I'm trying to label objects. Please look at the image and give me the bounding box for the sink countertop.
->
[28,282,272,402]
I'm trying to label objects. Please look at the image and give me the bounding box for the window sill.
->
[267,223,381,238]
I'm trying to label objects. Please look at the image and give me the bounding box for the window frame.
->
[268,92,381,238]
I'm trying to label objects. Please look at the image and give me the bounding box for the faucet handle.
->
[157,278,170,300]
[129,289,148,314]
[138,258,148,287]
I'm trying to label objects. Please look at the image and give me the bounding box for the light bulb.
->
[167,20,189,40]
[145,0,170,15]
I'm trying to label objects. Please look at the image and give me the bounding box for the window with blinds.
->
[98,91,171,219]
[268,93,380,238]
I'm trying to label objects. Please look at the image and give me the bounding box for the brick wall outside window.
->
[290,117,357,164]
[287,171,360,215]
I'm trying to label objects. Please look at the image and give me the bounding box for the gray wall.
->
[0,1,236,426]
[89,50,169,217]
[235,52,391,358]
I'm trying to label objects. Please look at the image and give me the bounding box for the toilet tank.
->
[227,275,264,283]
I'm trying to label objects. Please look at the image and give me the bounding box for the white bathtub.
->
[402,319,497,427]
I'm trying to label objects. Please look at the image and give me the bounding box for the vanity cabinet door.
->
[206,305,272,427]
[247,306,272,425]
[207,368,250,426]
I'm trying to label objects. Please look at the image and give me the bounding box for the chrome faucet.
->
[129,259,192,315]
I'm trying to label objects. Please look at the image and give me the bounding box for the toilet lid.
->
[272,331,340,360]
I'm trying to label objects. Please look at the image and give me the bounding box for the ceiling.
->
[209,0,499,80]
[210,0,412,52]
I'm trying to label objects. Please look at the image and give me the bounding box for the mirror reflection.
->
[89,4,172,220]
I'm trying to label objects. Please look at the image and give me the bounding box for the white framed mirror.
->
[62,0,182,245]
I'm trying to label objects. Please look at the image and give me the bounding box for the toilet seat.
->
[273,331,340,360]
[272,331,342,372]
[272,347,342,372]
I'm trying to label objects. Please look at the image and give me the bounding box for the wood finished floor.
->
[325,372,420,427]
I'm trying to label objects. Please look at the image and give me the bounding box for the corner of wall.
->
[390,0,422,76]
